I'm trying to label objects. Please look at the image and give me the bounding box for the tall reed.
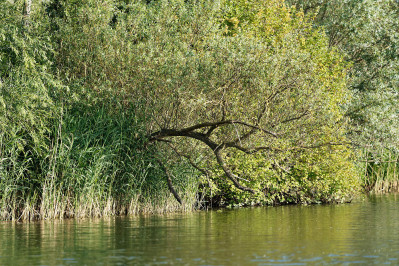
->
[0,99,200,221]
[360,147,399,193]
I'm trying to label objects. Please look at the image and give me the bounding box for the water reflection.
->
[1,194,399,265]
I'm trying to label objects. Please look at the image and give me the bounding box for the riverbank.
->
[1,0,398,221]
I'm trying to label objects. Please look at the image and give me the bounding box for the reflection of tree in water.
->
[349,194,399,260]
[200,205,360,261]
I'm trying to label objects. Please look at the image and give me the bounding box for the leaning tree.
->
[127,0,357,201]
[47,0,359,204]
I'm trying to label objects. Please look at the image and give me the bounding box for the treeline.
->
[287,0,399,192]
[0,0,397,221]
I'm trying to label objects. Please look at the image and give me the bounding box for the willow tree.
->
[123,0,358,203]
[287,0,399,191]
[287,0,399,151]
[47,0,358,205]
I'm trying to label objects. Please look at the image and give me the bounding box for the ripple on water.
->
[1,194,399,265]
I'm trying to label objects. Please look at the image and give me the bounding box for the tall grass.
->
[360,148,399,193]
[0,99,200,221]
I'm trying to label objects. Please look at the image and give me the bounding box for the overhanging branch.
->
[157,159,182,205]
[150,119,278,140]
[148,118,347,197]
[214,148,255,194]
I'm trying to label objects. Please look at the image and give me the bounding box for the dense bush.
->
[0,0,362,220]
[287,0,399,191]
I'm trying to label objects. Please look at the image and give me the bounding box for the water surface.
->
[1,194,399,265]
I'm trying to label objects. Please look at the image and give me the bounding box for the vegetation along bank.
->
[1,0,398,221]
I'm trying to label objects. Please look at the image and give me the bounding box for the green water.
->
[1,194,399,265]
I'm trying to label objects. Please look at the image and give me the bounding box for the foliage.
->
[0,0,64,220]
[0,0,61,154]
[0,0,362,220]
[0,0,198,220]
[195,0,359,205]
[287,0,399,150]
[41,98,198,218]
[49,0,359,206]
[287,0,399,192]
[139,0,359,204]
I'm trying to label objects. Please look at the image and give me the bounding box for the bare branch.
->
[205,125,217,137]
[278,109,310,125]
[149,128,258,193]
[214,148,255,194]
[167,142,211,177]
[227,128,257,146]
[148,122,348,197]
[157,159,182,205]
[231,121,278,138]
[150,119,278,140]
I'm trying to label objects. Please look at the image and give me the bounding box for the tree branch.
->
[167,142,211,177]
[275,109,310,126]
[149,127,258,194]
[213,148,255,194]
[150,119,278,141]
[148,120,348,197]
[157,159,182,205]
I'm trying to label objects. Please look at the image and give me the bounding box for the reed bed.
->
[360,148,399,193]
[0,101,199,221]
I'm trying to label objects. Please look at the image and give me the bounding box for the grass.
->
[0,99,200,221]
[360,148,399,193]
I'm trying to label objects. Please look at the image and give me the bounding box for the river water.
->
[1,194,399,265]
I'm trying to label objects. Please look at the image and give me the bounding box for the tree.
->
[46,0,358,205]
[287,0,399,152]
[138,0,357,202]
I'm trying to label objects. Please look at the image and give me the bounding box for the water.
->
[1,194,399,265]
